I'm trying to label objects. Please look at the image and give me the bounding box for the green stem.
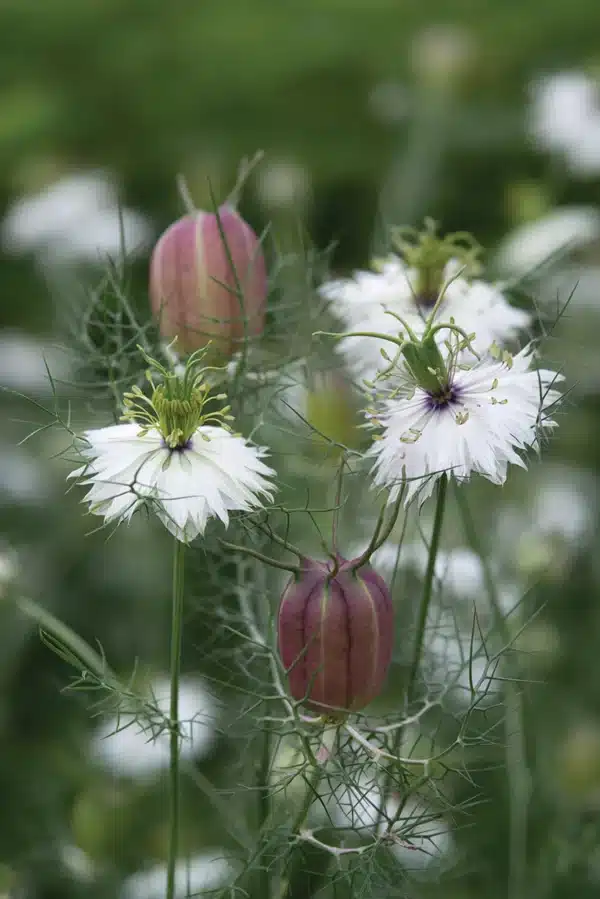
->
[219,539,300,574]
[14,595,120,686]
[407,474,447,700]
[377,477,447,834]
[166,539,186,899]
[455,487,529,899]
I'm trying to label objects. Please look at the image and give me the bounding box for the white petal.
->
[69,421,275,541]
[368,349,562,503]
[323,259,531,383]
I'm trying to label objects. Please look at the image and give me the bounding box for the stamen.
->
[120,348,232,447]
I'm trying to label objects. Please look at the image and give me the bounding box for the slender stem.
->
[331,457,345,556]
[209,186,251,399]
[251,520,304,559]
[14,595,119,686]
[407,474,447,700]
[353,487,406,569]
[166,539,186,899]
[219,539,300,574]
[376,478,447,833]
[455,487,529,899]
[313,329,404,348]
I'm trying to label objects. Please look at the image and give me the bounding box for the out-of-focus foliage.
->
[3,2,600,899]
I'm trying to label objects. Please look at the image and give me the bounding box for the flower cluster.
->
[66,215,564,725]
[46,199,573,899]
[319,220,562,503]
[320,221,531,382]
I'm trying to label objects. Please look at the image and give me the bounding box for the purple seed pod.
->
[278,556,394,715]
[149,205,267,357]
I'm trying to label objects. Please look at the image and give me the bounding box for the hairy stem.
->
[166,539,186,899]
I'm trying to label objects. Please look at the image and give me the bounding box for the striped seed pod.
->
[278,556,393,716]
[149,205,267,357]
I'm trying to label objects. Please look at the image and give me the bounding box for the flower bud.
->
[149,205,267,356]
[278,557,393,715]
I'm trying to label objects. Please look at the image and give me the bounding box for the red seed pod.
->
[278,557,394,715]
[149,205,267,356]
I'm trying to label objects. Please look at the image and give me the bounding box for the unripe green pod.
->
[278,556,394,715]
[149,205,267,357]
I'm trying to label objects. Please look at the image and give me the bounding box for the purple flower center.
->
[425,382,461,410]
[163,438,193,453]
[415,289,439,309]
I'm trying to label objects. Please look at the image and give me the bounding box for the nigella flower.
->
[319,222,530,382]
[69,348,275,542]
[366,332,563,504]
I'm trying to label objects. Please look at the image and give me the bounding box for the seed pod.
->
[149,205,267,356]
[278,557,394,715]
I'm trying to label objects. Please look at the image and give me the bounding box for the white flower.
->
[528,71,598,155]
[0,545,18,598]
[71,422,274,542]
[528,71,600,177]
[120,851,235,899]
[0,445,52,506]
[495,207,600,279]
[320,256,530,382]
[91,676,219,779]
[60,844,96,883]
[564,115,600,176]
[256,159,312,212]
[368,346,562,504]
[70,351,276,542]
[494,466,598,578]
[0,330,72,393]
[2,170,152,264]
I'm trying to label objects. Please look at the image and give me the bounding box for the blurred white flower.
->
[533,469,596,544]
[120,851,234,899]
[91,676,220,779]
[320,257,530,382]
[427,609,496,704]
[0,545,18,597]
[331,778,452,870]
[368,346,562,505]
[497,465,597,552]
[495,207,600,279]
[528,71,600,176]
[0,446,51,505]
[565,116,600,175]
[528,71,598,153]
[435,547,486,598]
[60,844,96,883]
[1,170,152,264]
[353,541,485,595]
[0,330,71,393]
[410,25,474,87]
[256,159,312,212]
[386,798,453,871]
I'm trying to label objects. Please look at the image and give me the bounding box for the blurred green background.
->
[2,1,600,898]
